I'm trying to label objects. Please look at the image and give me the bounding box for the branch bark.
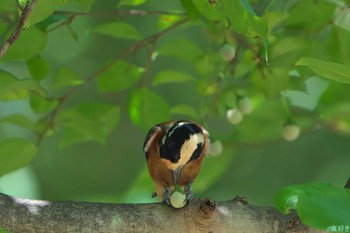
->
[0,0,38,59]
[0,193,326,233]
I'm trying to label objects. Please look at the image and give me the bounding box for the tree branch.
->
[0,0,38,59]
[0,192,325,233]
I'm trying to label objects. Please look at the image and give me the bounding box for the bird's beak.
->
[171,166,183,185]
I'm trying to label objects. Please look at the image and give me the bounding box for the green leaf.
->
[0,70,43,101]
[91,22,142,40]
[152,71,194,86]
[272,37,306,58]
[282,76,329,111]
[34,13,67,30]
[29,92,59,113]
[2,27,47,61]
[0,0,16,12]
[195,55,214,75]
[275,182,350,230]
[72,0,96,12]
[295,57,350,85]
[19,0,69,28]
[220,0,268,38]
[0,138,37,176]
[285,1,335,30]
[117,0,146,7]
[52,67,82,91]
[26,55,50,81]
[157,15,183,31]
[192,0,225,20]
[128,88,170,128]
[180,0,199,19]
[67,24,79,41]
[0,114,36,131]
[98,60,143,93]
[56,103,120,147]
[192,0,268,38]
[158,38,204,61]
[239,0,256,15]
[170,104,198,120]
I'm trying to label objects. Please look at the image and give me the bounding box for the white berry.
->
[282,124,300,141]
[238,97,253,114]
[226,108,243,124]
[170,191,187,208]
[209,140,223,156]
[219,44,236,62]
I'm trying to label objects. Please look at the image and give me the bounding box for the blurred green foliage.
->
[275,182,350,229]
[0,0,350,230]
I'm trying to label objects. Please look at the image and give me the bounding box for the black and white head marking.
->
[143,125,162,159]
[159,121,205,170]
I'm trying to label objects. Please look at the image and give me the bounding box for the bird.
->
[143,120,210,207]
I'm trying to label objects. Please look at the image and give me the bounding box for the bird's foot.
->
[162,187,171,205]
[184,183,194,202]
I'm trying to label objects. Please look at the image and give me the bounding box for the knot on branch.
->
[232,195,248,205]
[198,198,216,220]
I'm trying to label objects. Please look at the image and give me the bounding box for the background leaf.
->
[55,103,120,147]
[275,182,350,230]
[0,114,36,131]
[282,76,329,111]
[0,70,43,101]
[29,92,59,113]
[91,22,142,40]
[52,67,82,91]
[158,38,204,61]
[152,70,194,86]
[179,0,199,19]
[98,60,144,93]
[19,0,69,28]
[295,57,350,85]
[72,0,96,12]
[220,0,268,38]
[26,55,50,81]
[2,27,47,61]
[117,0,146,7]
[0,138,37,176]
[170,104,198,120]
[192,0,225,20]
[128,88,170,128]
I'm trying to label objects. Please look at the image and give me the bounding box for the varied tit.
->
[143,120,210,207]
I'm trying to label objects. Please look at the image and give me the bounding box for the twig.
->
[0,0,38,59]
[35,17,190,145]
[139,42,157,87]
[345,178,350,189]
[48,10,186,32]
[55,9,186,17]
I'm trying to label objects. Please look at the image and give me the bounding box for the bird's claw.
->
[184,183,194,202]
[162,187,171,205]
